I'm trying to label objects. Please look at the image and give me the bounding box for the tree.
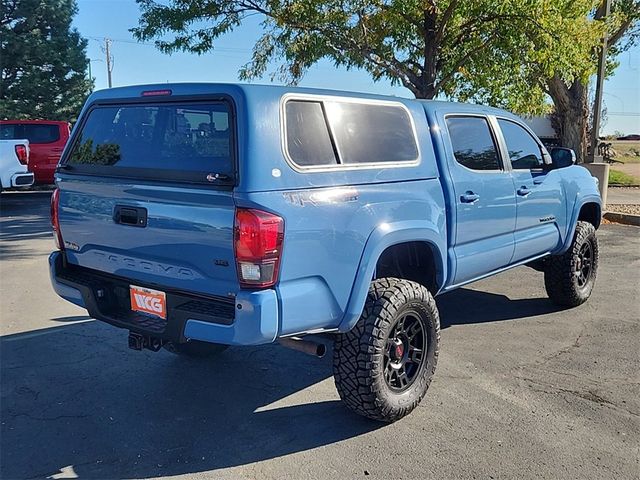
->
[0,0,92,121]
[132,0,593,110]
[546,0,640,161]
[132,0,638,161]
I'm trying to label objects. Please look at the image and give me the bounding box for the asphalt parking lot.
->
[1,190,639,480]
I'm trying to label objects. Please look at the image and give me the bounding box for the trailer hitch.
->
[128,332,165,352]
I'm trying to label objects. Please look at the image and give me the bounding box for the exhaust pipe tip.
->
[279,336,326,358]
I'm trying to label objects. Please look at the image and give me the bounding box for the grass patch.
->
[609,169,640,186]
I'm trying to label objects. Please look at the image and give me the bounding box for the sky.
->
[74,0,640,135]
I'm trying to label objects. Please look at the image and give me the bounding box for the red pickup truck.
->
[0,120,71,184]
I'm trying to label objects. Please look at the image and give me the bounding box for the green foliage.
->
[71,139,122,166]
[544,1,639,161]
[458,0,604,115]
[131,0,638,123]
[608,0,640,51]
[132,0,606,113]
[0,0,92,121]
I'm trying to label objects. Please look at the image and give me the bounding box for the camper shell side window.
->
[282,96,420,171]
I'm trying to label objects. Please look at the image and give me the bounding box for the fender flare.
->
[558,194,602,254]
[337,221,446,332]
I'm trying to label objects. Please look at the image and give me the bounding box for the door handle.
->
[113,205,148,227]
[517,186,531,196]
[460,192,480,203]
[533,178,544,185]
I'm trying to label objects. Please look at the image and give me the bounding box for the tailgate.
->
[58,178,238,297]
[56,98,239,297]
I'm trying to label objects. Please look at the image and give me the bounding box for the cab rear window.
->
[1,124,60,144]
[65,102,234,184]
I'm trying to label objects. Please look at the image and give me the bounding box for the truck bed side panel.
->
[239,179,447,336]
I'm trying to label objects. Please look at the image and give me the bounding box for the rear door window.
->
[65,102,234,184]
[0,124,60,144]
[446,116,502,171]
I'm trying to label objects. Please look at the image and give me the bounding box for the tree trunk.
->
[415,83,438,99]
[547,75,589,162]
[419,9,438,100]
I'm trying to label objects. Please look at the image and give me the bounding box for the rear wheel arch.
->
[339,225,446,333]
[375,241,442,294]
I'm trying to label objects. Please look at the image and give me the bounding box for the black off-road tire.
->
[333,278,440,422]
[544,221,599,307]
[164,340,229,358]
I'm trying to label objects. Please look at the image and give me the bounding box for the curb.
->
[604,211,640,227]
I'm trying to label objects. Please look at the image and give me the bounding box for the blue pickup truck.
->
[49,84,601,422]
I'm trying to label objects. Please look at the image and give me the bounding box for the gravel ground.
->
[607,204,640,215]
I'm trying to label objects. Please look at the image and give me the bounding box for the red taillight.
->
[51,189,64,250]
[15,145,28,165]
[141,89,172,97]
[234,208,284,288]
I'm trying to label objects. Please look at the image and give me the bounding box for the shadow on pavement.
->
[0,321,380,479]
[0,190,53,260]
[50,315,93,323]
[437,287,563,328]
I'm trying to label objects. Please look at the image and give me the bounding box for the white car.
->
[0,139,34,192]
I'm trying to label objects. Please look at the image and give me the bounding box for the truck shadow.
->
[0,321,379,479]
[1,286,561,478]
[437,287,563,328]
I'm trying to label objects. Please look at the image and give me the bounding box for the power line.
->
[87,35,252,53]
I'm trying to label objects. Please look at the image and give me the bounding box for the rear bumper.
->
[10,172,34,187]
[49,252,279,345]
[31,167,55,185]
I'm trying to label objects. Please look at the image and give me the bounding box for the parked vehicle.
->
[0,120,71,185]
[49,84,602,422]
[0,139,34,191]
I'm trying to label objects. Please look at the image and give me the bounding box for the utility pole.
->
[87,59,102,92]
[105,38,113,88]
[588,0,612,163]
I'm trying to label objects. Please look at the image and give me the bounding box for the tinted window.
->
[0,124,18,139]
[66,103,233,183]
[0,124,60,143]
[446,116,501,170]
[285,101,338,167]
[284,99,418,167]
[324,102,418,164]
[498,119,543,169]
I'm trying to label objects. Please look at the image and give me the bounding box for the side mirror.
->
[550,147,576,169]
